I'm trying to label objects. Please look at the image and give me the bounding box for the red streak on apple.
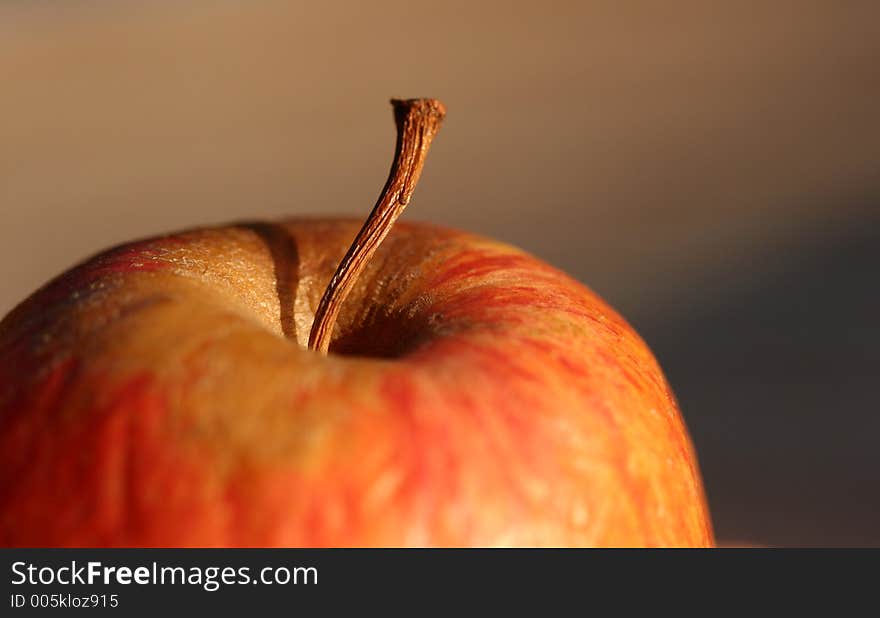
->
[0,219,713,546]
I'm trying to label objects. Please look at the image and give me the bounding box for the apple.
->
[0,100,713,547]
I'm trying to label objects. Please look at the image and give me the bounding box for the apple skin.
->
[0,218,713,547]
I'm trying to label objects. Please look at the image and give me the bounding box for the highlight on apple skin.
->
[0,218,713,547]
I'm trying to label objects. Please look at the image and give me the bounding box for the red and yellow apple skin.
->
[0,219,713,547]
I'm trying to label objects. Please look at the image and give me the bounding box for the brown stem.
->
[307,98,447,354]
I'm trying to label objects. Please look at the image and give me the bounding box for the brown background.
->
[2,1,879,546]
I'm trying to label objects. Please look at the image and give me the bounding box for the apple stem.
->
[307,98,447,354]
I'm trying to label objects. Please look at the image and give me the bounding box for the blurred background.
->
[1,1,878,546]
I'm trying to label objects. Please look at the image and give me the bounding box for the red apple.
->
[0,100,713,547]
